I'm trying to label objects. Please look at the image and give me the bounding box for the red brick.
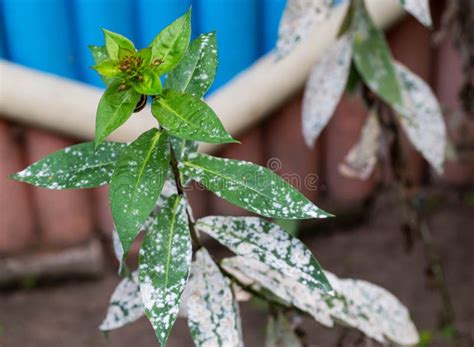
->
[324,94,375,209]
[24,129,94,248]
[209,127,265,216]
[263,93,321,202]
[0,121,37,254]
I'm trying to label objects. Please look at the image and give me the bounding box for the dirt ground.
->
[0,191,473,347]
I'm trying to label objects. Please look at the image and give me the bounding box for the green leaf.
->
[187,248,243,347]
[110,129,170,255]
[11,141,125,189]
[165,32,218,98]
[170,136,198,161]
[180,153,332,219]
[351,0,403,108]
[138,194,192,345]
[102,28,135,60]
[265,312,303,347]
[152,90,237,144]
[99,271,144,331]
[93,59,121,77]
[196,216,332,293]
[132,70,162,95]
[89,45,115,86]
[95,80,141,148]
[150,8,191,75]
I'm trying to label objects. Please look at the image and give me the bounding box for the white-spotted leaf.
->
[351,0,403,109]
[196,216,332,293]
[302,35,353,147]
[400,0,432,27]
[11,141,125,189]
[138,194,192,345]
[99,271,144,331]
[394,62,447,173]
[277,0,333,58]
[180,153,332,219]
[110,129,170,255]
[339,109,381,179]
[187,248,243,347]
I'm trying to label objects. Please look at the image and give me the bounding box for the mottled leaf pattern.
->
[277,0,333,58]
[100,271,144,331]
[302,35,353,147]
[400,0,432,27]
[223,257,419,346]
[95,81,141,147]
[180,153,332,219]
[339,109,381,179]
[152,90,237,144]
[166,32,218,98]
[351,0,403,109]
[110,129,170,255]
[11,142,125,189]
[138,195,192,345]
[150,9,191,75]
[222,256,334,327]
[265,312,303,347]
[196,216,332,292]
[394,62,446,173]
[187,248,243,347]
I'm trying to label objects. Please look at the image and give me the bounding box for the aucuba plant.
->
[11,8,420,347]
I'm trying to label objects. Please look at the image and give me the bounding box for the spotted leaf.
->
[180,153,332,219]
[339,109,381,179]
[99,271,144,331]
[138,194,192,346]
[89,45,114,86]
[394,62,446,173]
[196,216,332,293]
[265,311,303,347]
[11,141,125,189]
[302,35,353,147]
[110,129,170,255]
[276,0,333,58]
[150,8,191,75]
[187,248,243,347]
[351,0,402,109]
[399,0,432,27]
[95,80,141,148]
[151,90,237,144]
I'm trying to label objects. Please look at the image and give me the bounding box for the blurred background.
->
[0,0,473,346]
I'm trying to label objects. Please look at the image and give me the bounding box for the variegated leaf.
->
[276,0,333,58]
[180,153,332,219]
[222,257,334,327]
[351,0,403,109]
[187,248,243,347]
[339,109,381,179]
[222,257,419,346]
[400,0,432,27]
[138,194,192,345]
[302,35,353,147]
[99,271,144,331]
[265,312,303,347]
[196,216,332,293]
[394,62,447,173]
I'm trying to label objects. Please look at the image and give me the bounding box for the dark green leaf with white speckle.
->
[11,141,125,189]
[179,153,332,219]
[351,0,402,109]
[95,80,141,148]
[187,248,243,347]
[196,216,332,293]
[165,32,218,98]
[99,271,144,331]
[138,194,192,346]
[150,9,191,75]
[110,129,170,255]
[152,90,237,144]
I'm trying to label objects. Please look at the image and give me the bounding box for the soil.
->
[0,191,473,347]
